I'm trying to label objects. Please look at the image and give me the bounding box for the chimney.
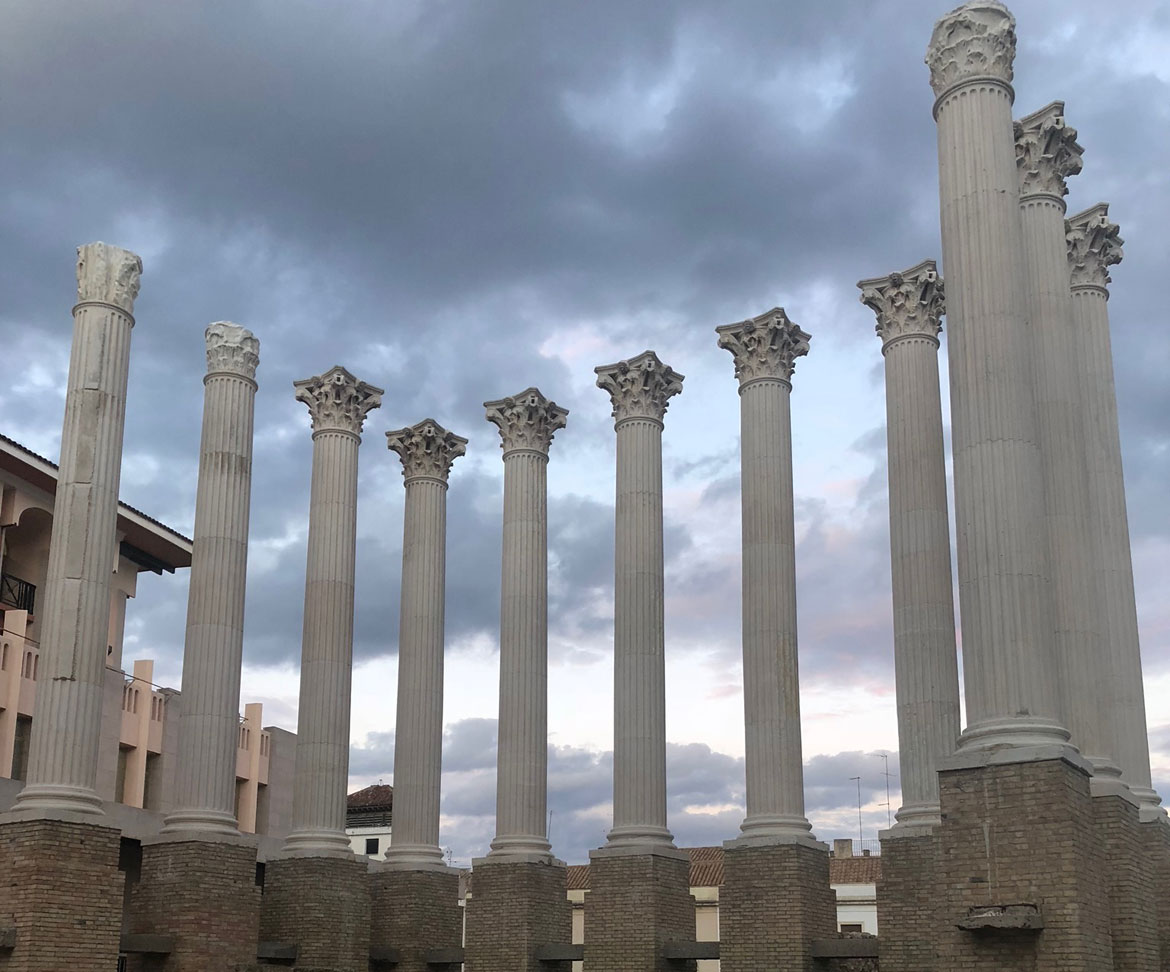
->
[833,838,853,858]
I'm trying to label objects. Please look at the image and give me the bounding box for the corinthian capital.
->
[484,387,569,456]
[925,1,1015,97]
[1067,203,1124,290]
[716,307,810,385]
[858,261,945,347]
[76,242,143,313]
[594,351,683,425]
[205,322,260,380]
[293,365,383,436]
[386,419,468,483]
[1015,102,1083,198]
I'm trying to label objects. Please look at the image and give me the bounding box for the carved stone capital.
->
[75,241,143,313]
[484,387,569,456]
[1067,203,1124,290]
[205,322,259,380]
[926,1,1015,97]
[293,365,383,436]
[594,351,683,424]
[716,307,810,385]
[858,260,945,346]
[386,419,468,483]
[1015,101,1083,198]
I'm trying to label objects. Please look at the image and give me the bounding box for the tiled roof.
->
[346,783,394,810]
[566,863,590,890]
[830,855,882,884]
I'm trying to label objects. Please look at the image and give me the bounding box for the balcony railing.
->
[0,572,36,615]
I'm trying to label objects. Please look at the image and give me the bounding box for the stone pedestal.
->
[1092,794,1157,972]
[369,867,461,972]
[583,848,693,972]
[1139,818,1170,971]
[719,841,834,972]
[876,828,940,972]
[259,855,370,972]
[0,818,122,972]
[936,754,1113,970]
[464,859,571,972]
[128,837,260,971]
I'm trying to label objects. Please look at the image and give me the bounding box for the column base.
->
[369,866,461,972]
[1139,816,1170,971]
[1093,793,1158,971]
[720,840,834,972]
[259,855,370,972]
[936,756,1113,970]
[0,817,122,972]
[877,827,940,972]
[464,858,571,972]
[584,847,694,972]
[126,836,260,971]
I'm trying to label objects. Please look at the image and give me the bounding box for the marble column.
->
[594,351,683,851]
[1015,104,1124,783]
[385,419,467,868]
[15,242,143,816]
[282,366,383,855]
[926,1,1068,751]
[484,389,568,860]
[858,265,961,828]
[715,309,815,843]
[163,323,260,834]
[1067,204,1165,819]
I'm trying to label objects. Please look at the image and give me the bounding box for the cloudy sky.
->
[3,0,1168,864]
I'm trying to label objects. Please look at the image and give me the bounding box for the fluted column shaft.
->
[927,5,1067,750]
[17,242,142,816]
[164,324,260,834]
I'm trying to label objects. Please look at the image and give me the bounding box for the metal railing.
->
[0,572,35,614]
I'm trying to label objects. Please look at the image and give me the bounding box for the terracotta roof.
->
[687,846,724,888]
[830,855,882,884]
[346,783,394,810]
[565,863,590,891]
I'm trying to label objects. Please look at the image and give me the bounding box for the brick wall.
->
[936,757,1113,971]
[0,818,122,972]
[369,867,460,972]
[1140,817,1170,972]
[259,855,370,972]
[877,829,940,971]
[1093,794,1157,971]
[127,837,260,971]
[583,850,693,972]
[464,859,571,972]
[719,841,835,972]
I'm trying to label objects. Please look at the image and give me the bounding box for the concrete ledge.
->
[662,941,720,960]
[811,938,879,958]
[956,904,1044,932]
[424,946,465,965]
[256,940,299,960]
[119,933,175,955]
[0,927,15,950]
[535,944,584,961]
[370,944,402,963]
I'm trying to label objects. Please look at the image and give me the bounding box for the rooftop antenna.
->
[850,776,863,843]
[878,753,894,829]
[547,809,554,842]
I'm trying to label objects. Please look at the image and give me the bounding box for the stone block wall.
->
[0,818,123,972]
[719,841,835,972]
[1093,795,1157,972]
[127,837,260,971]
[583,849,693,972]
[876,829,940,972]
[369,867,461,972]
[464,859,571,972]
[259,855,370,972]
[936,757,1113,971]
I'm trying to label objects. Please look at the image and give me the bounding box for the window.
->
[1,641,7,670]
[12,716,32,781]
[840,923,864,934]
[365,838,379,856]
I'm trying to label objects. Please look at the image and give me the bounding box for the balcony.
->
[0,573,35,615]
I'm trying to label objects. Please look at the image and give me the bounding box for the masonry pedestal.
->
[370,867,461,972]
[719,841,834,972]
[0,818,122,972]
[1140,817,1170,971]
[126,836,260,972]
[876,828,940,972]
[259,855,370,972]
[584,848,694,972]
[936,754,1112,970]
[464,859,571,972]
[1092,792,1157,972]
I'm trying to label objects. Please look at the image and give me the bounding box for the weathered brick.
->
[464,859,571,972]
[1093,794,1158,971]
[369,866,461,972]
[1139,816,1170,972]
[877,829,940,972]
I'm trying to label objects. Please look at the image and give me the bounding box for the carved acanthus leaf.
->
[293,365,383,436]
[1067,205,1124,290]
[484,387,568,455]
[594,351,684,424]
[205,322,260,379]
[76,242,143,313]
[1015,103,1083,198]
[716,307,810,384]
[386,419,468,482]
[925,1,1016,96]
[858,262,945,345]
